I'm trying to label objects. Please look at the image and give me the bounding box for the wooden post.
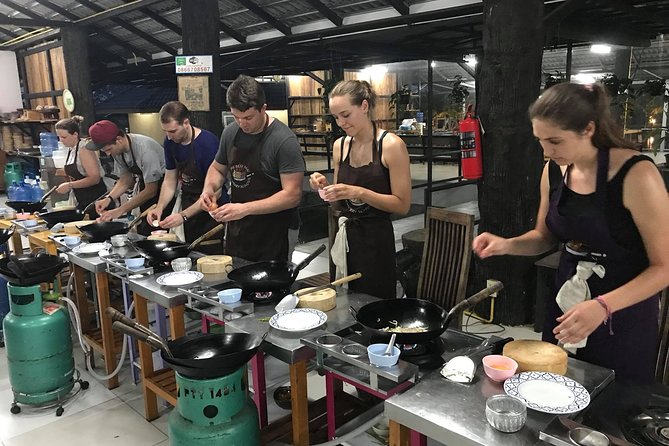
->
[181,0,222,137]
[60,27,95,131]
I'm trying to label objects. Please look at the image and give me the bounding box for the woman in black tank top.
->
[472,82,669,383]
[309,80,411,299]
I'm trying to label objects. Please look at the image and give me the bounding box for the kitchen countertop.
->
[384,355,615,446]
[224,288,378,364]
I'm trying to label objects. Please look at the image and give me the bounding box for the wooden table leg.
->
[134,292,159,421]
[289,359,309,446]
[10,230,22,255]
[389,420,411,446]
[168,305,185,339]
[96,271,118,389]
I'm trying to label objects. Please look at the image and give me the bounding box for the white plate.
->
[156,271,203,287]
[269,308,327,332]
[73,242,110,255]
[503,371,590,414]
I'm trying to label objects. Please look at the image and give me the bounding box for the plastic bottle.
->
[7,182,18,201]
[32,176,44,202]
[39,132,57,157]
[14,181,32,202]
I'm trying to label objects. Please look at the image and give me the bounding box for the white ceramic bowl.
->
[367,343,401,367]
[171,257,192,272]
[218,288,242,304]
[125,257,145,269]
[63,235,80,246]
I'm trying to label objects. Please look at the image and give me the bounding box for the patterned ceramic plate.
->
[156,271,204,287]
[72,242,110,255]
[269,308,327,333]
[504,371,590,414]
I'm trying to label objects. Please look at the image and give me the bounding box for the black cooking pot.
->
[6,201,46,213]
[0,253,68,286]
[350,282,504,344]
[131,224,225,262]
[227,244,326,292]
[39,209,85,228]
[0,227,15,245]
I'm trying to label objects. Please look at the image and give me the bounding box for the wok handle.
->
[294,272,362,297]
[292,243,326,276]
[39,185,59,204]
[127,205,156,230]
[188,223,225,250]
[449,280,504,317]
[111,321,166,352]
[349,306,358,319]
[105,307,154,337]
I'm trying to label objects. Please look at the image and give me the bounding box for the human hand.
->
[56,182,72,194]
[146,208,163,227]
[95,197,112,215]
[210,203,249,222]
[309,172,328,191]
[99,207,123,222]
[159,213,184,229]
[320,184,362,202]
[200,192,216,212]
[472,232,509,258]
[554,299,608,345]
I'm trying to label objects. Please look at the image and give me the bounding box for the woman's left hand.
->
[56,182,72,194]
[553,299,608,345]
[321,184,363,202]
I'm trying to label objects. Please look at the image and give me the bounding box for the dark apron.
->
[121,135,173,237]
[173,127,222,254]
[64,139,107,219]
[334,125,396,299]
[545,149,659,383]
[225,117,292,262]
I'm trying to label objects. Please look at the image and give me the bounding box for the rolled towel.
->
[330,216,349,283]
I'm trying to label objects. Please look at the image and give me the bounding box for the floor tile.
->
[3,398,166,446]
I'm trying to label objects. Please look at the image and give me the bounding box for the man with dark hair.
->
[86,119,166,236]
[147,101,227,252]
[201,75,305,261]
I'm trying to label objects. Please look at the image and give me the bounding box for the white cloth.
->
[331,216,349,282]
[555,260,606,350]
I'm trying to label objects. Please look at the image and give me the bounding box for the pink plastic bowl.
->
[482,355,518,382]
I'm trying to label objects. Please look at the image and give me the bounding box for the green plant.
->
[389,84,412,117]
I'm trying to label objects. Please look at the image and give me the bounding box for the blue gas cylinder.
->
[0,277,8,345]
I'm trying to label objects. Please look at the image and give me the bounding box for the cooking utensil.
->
[106,308,172,355]
[0,254,68,286]
[440,336,513,383]
[293,272,362,297]
[559,417,635,446]
[351,280,504,344]
[78,206,155,242]
[131,224,225,262]
[110,314,266,378]
[384,333,397,356]
[0,226,16,245]
[5,185,59,213]
[38,208,86,228]
[227,244,326,292]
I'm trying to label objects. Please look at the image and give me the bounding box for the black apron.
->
[172,127,222,254]
[334,124,396,299]
[64,139,107,219]
[545,149,659,383]
[121,135,173,237]
[226,117,292,262]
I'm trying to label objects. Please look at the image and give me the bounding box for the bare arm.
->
[147,169,178,225]
[473,162,557,258]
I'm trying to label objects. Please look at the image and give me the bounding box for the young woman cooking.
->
[472,82,669,383]
[55,116,108,218]
[309,80,411,299]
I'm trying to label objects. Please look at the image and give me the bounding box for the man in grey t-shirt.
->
[86,120,166,235]
[201,75,305,262]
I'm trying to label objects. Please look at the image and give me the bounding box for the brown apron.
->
[64,139,107,219]
[172,127,222,254]
[225,117,292,262]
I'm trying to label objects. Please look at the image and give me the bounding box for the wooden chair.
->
[416,207,475,311]
[655,287,669,384]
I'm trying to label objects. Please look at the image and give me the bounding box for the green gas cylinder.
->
[168,367,260,445]
[3,284,74,406]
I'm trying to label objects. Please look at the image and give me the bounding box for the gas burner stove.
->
[622,407,669,446]
[244,289,289,304]
[367,332,446,371]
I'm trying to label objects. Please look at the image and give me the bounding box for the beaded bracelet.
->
[595,296,614,335]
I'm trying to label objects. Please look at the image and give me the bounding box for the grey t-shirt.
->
[215,119,305,182]
[113,134,165,184]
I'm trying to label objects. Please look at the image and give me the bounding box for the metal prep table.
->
[384,353,615,446]
[224,288,379,446]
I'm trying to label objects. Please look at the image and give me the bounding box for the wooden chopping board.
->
[297,287,336,311]
[502,339,568,375]
[64,220,94,234]
[196,255,232,274]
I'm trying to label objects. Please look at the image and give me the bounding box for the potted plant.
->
[389,84,412,118]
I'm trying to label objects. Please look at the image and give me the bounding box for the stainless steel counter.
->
[128,270,229,308]
[224,289,378,364]
[384,356,615,446]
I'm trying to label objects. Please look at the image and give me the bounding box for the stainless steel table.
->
[225,289,378,446]
[384,356,615,446]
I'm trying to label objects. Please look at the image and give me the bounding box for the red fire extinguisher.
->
[459,107,483,180]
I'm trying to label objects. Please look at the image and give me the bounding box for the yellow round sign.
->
[62,89,75,113]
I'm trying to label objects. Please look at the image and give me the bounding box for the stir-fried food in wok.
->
[381,319,428,333]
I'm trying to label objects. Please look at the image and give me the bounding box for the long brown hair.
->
[330,80,377,120]
[55,115,84,135]
[529,82,635,150]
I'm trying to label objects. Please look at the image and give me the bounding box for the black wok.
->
[6,185,58,213]
[228,243,326,292]
[39,209,85,228]
[131,224,225,262]
[0,253,68,286]
[110,317,265,379]
[0,226,15,245]
[78,207,155,242]
[350,281,504,344]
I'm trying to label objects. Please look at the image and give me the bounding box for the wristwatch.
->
[181,212,188,222]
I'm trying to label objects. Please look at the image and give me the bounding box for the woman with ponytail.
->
[472,82,669,383]
[309,80,411,299]
[55,116,108,217]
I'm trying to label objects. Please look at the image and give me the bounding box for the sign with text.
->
[175,55,213,74]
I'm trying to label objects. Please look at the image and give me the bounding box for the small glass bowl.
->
[171,257,192,272]
[485,395,527,433]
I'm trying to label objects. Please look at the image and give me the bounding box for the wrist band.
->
[595,296,614,335]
